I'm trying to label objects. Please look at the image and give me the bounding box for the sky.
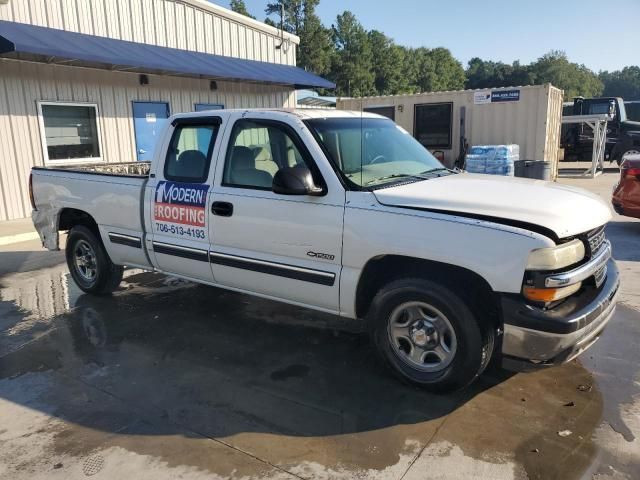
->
[211,0,640,72]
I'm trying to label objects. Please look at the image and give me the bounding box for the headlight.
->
[526,239,585,271]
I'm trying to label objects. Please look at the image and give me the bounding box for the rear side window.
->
[165,124,218,183]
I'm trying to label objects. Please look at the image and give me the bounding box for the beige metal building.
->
[0,0,332,221]
[338,84,563,172]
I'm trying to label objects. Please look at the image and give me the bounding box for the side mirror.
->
[272,165,324,196]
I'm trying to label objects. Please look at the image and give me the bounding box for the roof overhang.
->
[0,21,334,90]
[297,96,336,107]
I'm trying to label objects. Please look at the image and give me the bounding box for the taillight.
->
[621,161,640,178]
[29,172,36,210]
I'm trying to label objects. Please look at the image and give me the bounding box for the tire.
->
[369,278,494,392]
[65,225,123,295]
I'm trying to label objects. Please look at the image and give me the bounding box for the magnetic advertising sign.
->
[154,181,208,239]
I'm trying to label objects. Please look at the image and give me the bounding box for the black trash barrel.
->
[514,160,551,180]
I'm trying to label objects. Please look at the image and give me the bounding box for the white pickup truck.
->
[30,109,619,391]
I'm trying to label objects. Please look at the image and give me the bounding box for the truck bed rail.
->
[33,161,151,178]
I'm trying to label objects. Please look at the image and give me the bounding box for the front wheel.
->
[369,278,494,392]
[65,225,123,295]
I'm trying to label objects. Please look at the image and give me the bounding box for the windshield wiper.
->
[365,168,457,187]
[420,167,455,174]
[364,173,433,186]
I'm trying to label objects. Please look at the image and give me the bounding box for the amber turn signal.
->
[522,283,581,303]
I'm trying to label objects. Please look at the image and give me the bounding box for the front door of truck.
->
[149,117,222,282]
[208,114,344,312]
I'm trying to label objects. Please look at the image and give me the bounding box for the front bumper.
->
[501,259,620,370]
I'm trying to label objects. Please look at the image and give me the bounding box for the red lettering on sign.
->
[154,202,205,227]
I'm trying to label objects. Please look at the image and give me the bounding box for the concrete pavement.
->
[0,217,39,247]
[0,171,638,480]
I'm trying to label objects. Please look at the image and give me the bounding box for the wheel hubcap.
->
[387,301,457,372]
[73,240,97,282]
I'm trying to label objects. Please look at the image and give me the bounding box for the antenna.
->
[275,2,290,52]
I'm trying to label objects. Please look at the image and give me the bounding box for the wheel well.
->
[355,255,501,330]
[58,208,100,237]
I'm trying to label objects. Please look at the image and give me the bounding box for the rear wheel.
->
[66,225,123,295]
[370,278,494,392]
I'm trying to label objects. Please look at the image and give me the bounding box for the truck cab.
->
[562,96,640,164]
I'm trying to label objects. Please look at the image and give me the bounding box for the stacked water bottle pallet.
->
[465,145,519,176]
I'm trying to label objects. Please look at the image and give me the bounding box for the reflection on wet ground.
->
[0,256,639,479]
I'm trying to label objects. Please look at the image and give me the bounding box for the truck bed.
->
[31,162,149,252]
[33,161,151,178]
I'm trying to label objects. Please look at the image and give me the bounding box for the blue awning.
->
[0,20,334,89]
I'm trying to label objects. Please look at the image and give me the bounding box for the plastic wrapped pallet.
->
[464,145,519,176]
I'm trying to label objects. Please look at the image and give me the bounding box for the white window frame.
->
[37,101,104,165]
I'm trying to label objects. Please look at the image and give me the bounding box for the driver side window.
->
[222,120,308,190]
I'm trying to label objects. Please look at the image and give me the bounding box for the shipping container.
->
[337,84,564,176]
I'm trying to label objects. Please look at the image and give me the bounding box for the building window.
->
[38,102,102,164]
[414,103,453,149]
[194,103,224,111]
[364,106,395,121]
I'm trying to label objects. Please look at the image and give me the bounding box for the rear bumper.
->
[501,259,619,370]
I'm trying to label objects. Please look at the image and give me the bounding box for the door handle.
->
[211,201,233,217]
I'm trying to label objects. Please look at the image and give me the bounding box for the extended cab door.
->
[208,113,345,313]
[148,116,222,282]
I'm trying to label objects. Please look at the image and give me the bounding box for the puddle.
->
[0,262,638,479]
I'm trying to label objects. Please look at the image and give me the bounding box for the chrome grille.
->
[594,264,607,288]
[586,227,606,257]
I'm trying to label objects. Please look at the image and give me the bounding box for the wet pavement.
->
[1,173,639,480]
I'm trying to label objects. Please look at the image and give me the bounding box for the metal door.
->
[133,102,170,161]
[208,114,344,313]
[149,117,223,283]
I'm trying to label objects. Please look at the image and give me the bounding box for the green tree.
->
[465,58,534,89]
[408,47,465,93]
[266,0,304,34]
[264,0,332,75]
[368,30,409,94]
[229,0,255,19]
[600,67,640,99]
[329,11,375,96]
[298,3,333,75]
[530,51,603,99]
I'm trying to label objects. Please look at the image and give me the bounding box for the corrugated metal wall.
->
[337,84,564,170]
[544,85,564,179]
[0,0,300,220]
[0,0,298,65]
[0,60,295,221]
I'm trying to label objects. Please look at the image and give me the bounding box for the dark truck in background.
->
[562,97,640,165]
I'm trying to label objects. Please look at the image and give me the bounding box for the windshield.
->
[306,117,447,188]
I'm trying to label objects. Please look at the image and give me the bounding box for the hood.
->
[373,173,612,239]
